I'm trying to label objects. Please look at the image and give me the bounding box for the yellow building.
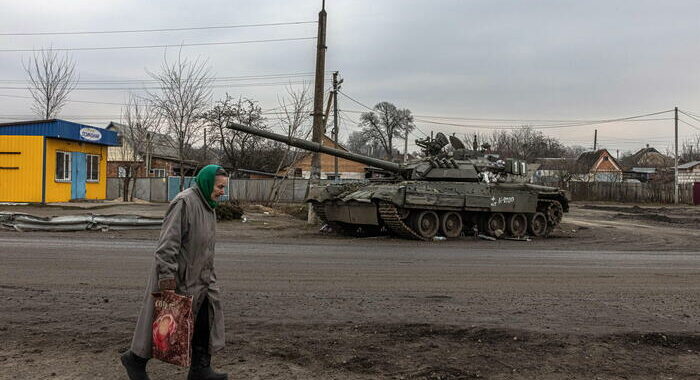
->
[0,119,120,203]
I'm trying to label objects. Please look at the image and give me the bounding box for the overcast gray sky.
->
[1,0,699,155]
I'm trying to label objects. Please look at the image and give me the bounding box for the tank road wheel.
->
[439,211,463,238]
[411,210,440,239]
[484,213,506,238]
[544,201,564,226]
[528,212,548,237]
[507,213,528,238]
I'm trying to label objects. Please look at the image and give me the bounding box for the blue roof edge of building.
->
[0,119,120,146]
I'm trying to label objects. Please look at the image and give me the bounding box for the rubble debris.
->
[504,236,532,242]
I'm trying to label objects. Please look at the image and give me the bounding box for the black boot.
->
[187,346,228,380]
[120,350,150,380]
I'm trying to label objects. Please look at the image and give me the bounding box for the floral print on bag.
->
[151,291,193,367]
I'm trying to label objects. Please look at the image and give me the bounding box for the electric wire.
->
[0,37,316,53]
[338,90,674,130]
[0,80,316,91]
[678,118,700,131]
[0,72,327,84]
[337,90,428,137]
[0,21,316,36]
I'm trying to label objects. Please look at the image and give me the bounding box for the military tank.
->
[227,122,568,241]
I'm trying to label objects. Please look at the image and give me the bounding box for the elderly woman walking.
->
[121,165,229,380]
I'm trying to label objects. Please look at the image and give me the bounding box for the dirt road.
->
[0,203,699,379]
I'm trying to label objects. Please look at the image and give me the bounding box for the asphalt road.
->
[2,235,699,335]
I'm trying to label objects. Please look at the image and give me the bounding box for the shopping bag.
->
[151,291,193,367]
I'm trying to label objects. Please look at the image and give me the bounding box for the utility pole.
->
[403,127,409,163]
[308,1,327,223]
[674,106,679,204]
[331,71,342,180]
[593,129,598,151]
[310,1,327,181]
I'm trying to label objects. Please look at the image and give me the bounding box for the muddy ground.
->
[0,202,698,379]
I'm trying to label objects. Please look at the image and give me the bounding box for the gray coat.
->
[130,186,225,358]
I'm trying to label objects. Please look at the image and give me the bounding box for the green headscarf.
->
[195,164,223,209]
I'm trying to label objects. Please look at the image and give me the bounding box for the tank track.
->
[378,202,428,241]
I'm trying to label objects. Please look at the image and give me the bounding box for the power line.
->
[680,109,700,120]
[0,80,315,91]
[413,111,674,130]
[0,93,128,105]
[338,90,674,130]
[678,110,700,130]
[0,21,315,36]
[678,118,700,131]
[337,90,427,138]
[343,109,671,124]
[0,72,328,84]
[0,36,316,53]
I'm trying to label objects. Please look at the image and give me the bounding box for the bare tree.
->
[358,102,415,161]
[148,53,212,190]
[680,134,700,162]
[119,94,162,201]
[201,94,268,172]
[266,83,313,204]
[478,127,567,161]
[23,48,78,119]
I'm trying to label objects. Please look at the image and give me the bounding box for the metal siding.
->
[0,120,119,146]
[45,138,108,202]
[0,136,44,202]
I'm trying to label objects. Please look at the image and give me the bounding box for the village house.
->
[279,135,367,180]
[678,161,700,184]
[575,149,623,182]
[106,122,198,178]
[620,146,673,182]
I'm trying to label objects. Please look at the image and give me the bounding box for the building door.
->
[71,152,87,200]
[694,182,700,205]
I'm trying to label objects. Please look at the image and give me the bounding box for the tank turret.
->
[227,122,529,183]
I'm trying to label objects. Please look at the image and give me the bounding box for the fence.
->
[107,177,168,202]
[565,181,695,204]
[107,177,356,203]
[108,177,697,205]
[229,178,363,203]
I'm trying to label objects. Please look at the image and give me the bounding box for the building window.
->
[150,168,167,177]
[55,151,71,182]
[87,154,100,182]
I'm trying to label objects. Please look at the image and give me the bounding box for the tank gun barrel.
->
[227,122,404,174]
